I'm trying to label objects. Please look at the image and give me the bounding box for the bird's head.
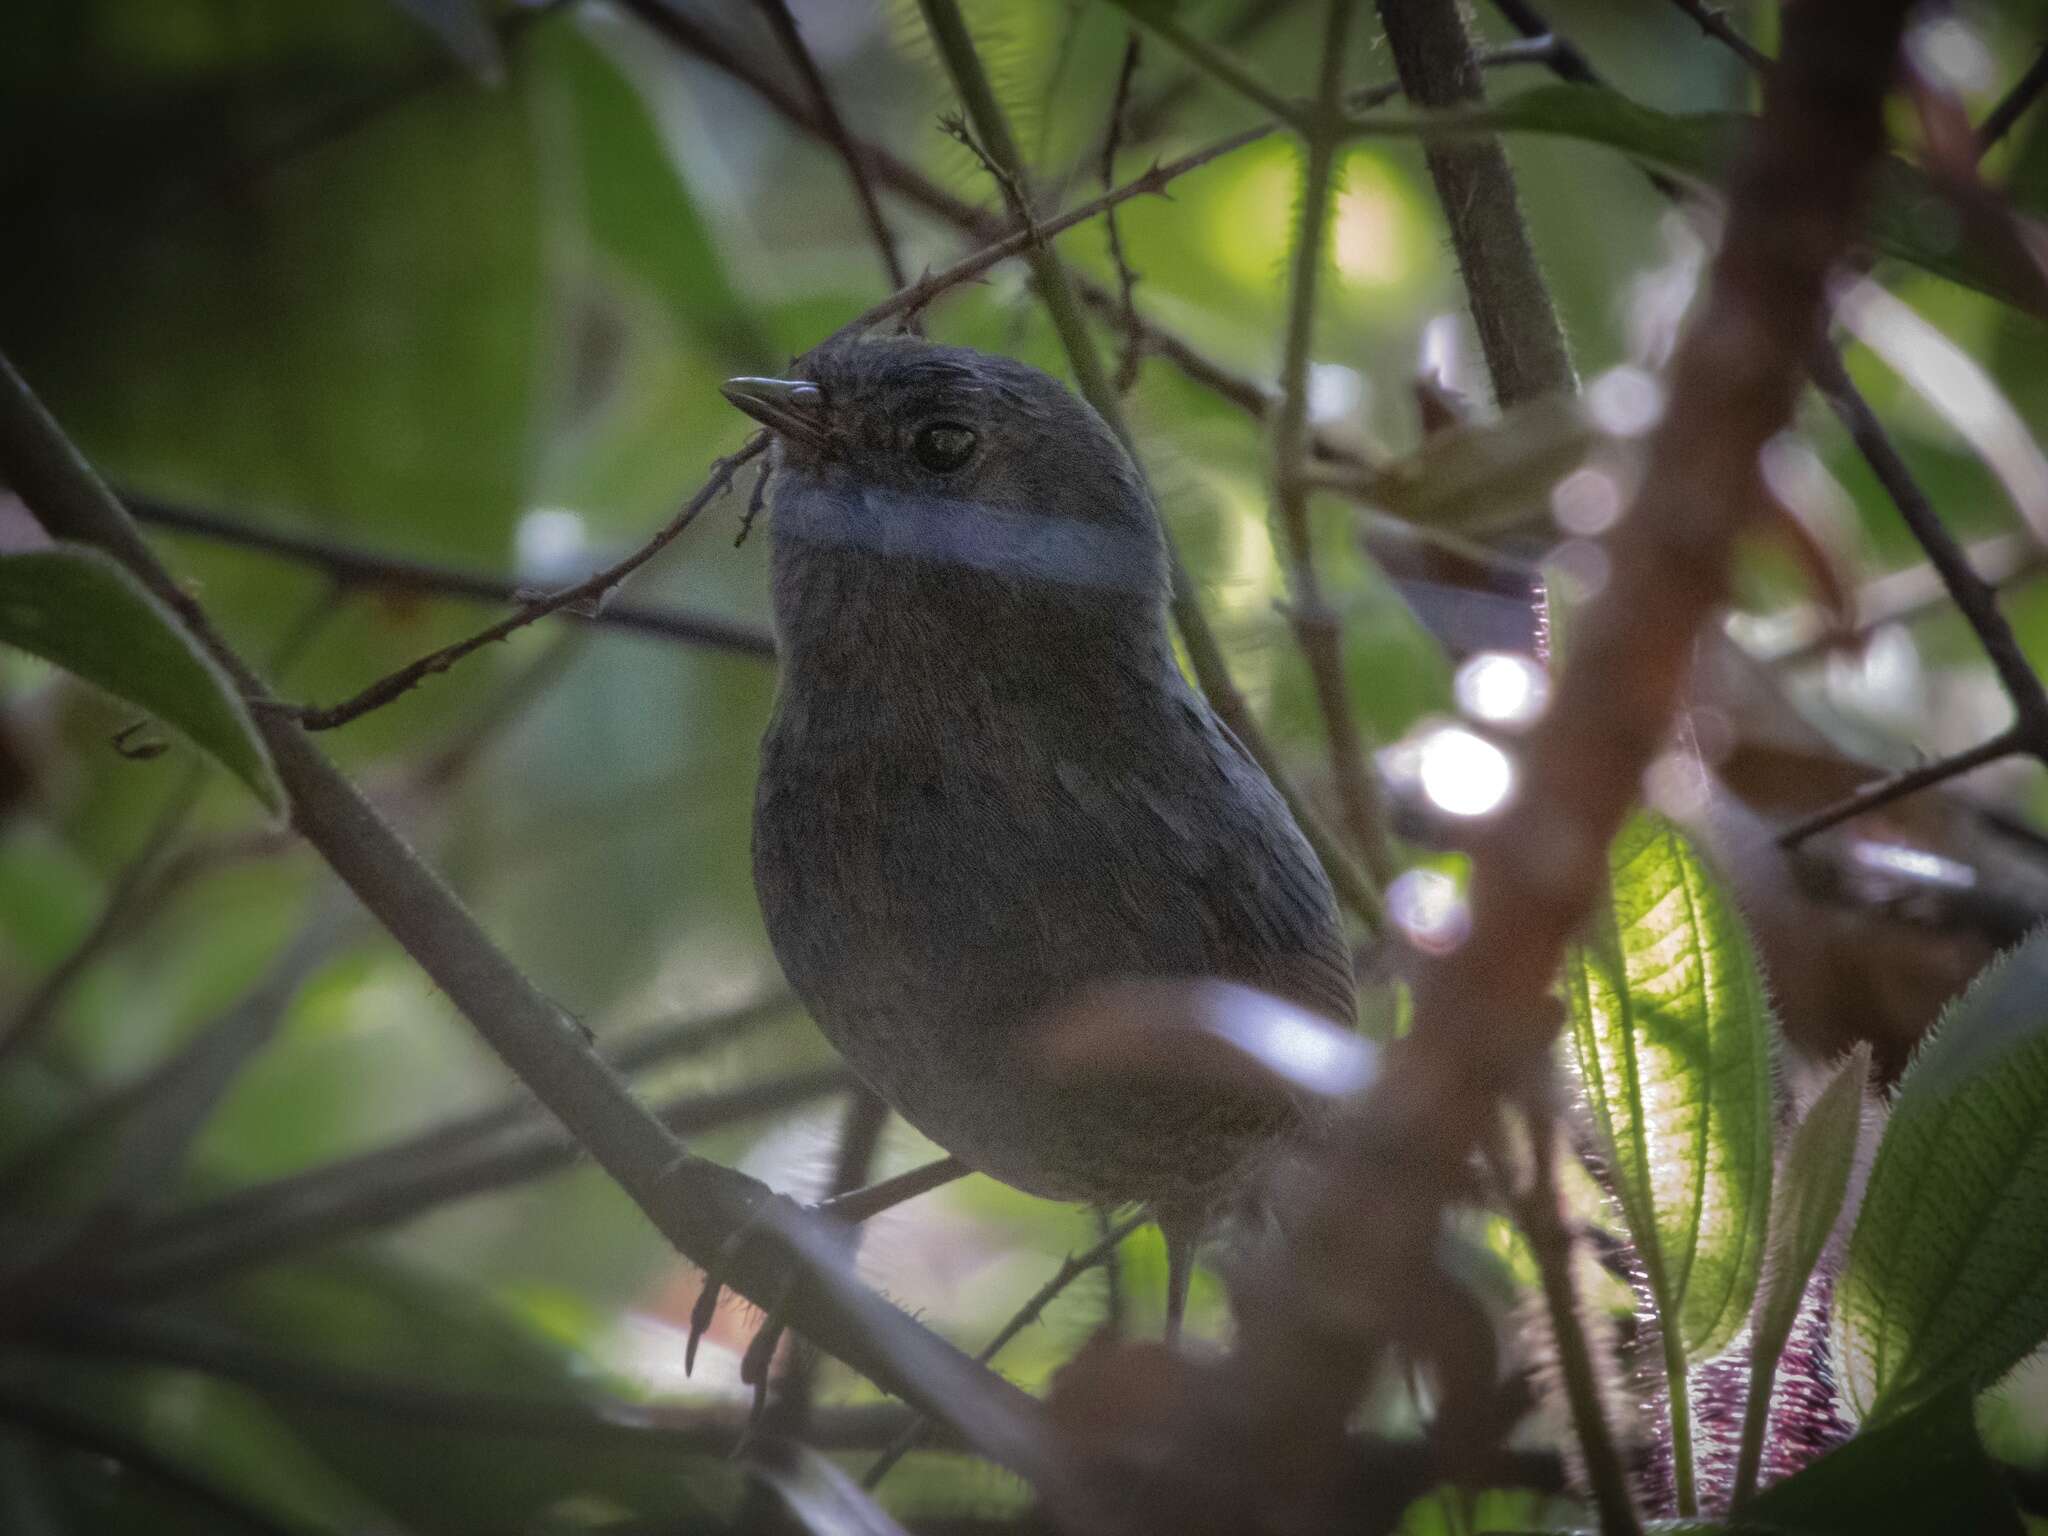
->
[722,337,1169,622]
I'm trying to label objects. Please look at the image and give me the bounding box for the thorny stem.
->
[1270,0,1397,888]
[914,0,1386,929]
[0,351,1073,1496]
[130,496,775,659]
[271,437,767,730]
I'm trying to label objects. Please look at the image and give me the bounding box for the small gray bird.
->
[726,337,1355,1329]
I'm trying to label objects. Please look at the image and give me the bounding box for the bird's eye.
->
[912,422,977,473]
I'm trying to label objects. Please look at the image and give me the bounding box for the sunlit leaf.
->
[1564,813,1776,1362]
[0,546,281,813]
[1834,929,2048,1423]
[1745,1385,2023,1535]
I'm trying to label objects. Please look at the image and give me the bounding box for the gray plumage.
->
[739,337,1354,1250]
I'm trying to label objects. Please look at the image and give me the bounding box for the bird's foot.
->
[683,1155,970,1418]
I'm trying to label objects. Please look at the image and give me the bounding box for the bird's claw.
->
[683,1191,811,1394]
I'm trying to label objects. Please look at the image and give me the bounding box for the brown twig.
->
[753,0,907,289]
[1774,730,2024,848]
[131,496,776,660]
[1227,0,1912,1521]
[270,437,766,730]
[1807,343,2048,735]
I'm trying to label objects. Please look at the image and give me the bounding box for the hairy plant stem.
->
[1270,0,1397,887]
[913,0,1384,929]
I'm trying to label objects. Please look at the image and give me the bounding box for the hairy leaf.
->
[1746,1385,2022,1535]
[1565,814,1776,1361]
[0,546,281,812]
[1834,930,2048,1422]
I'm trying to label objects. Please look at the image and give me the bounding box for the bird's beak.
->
[721,376,828,450]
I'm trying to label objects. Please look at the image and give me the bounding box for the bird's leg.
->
[686,1154,969,1409]
[1156,1206,1204,1345]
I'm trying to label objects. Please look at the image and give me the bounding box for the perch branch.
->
[0,350,1081,1502]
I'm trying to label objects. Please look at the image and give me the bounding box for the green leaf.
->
[1565,813,1777,1363]
[1363,394,1595,536]
[1345,84,2048,317]
[1834,929,2048,1423]
[1735,1043,1870,1507]
[0,546,281,813]
[1745,1385,2023,1536]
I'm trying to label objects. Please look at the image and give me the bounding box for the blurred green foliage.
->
[5,0,2048,1530]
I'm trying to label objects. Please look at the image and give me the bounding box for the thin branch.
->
[1807,342,2048,736]
[917,0,1397,929]
[1661,0,1773,73]
[1774,730,2023,848]
[1269,0,1396,887]
[1502,1106,1639,1536]
[1120,0,1297,145]
[612,0,1371,466]
[864,1210,1150,1490]
[1103,0,1308,128]
[1751,530,2048,668]
[0,351,1074,1498]
[271,437,767,730]
[1979,44,2048,153]
[131,496,775,660]
[1101,32,1147,393]
[753,0,908,289]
